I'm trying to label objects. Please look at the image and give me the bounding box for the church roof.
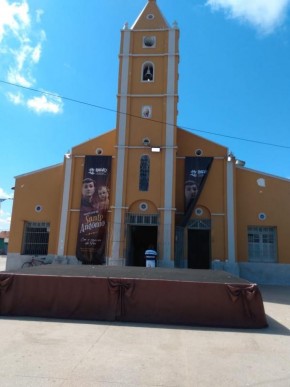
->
[131,0,170,30]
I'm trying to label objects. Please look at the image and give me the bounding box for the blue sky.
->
[1,0,290,230]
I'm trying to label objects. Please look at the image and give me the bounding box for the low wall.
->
[6,253,80,270]
[239,263,290,286]
[212,260,290,286]
[6,255,290,285]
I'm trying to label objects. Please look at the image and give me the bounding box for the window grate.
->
[22,221,50,255]
[188,219,211,230]
[126,213,159,225]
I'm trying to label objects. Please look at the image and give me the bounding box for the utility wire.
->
[1,79,290,150]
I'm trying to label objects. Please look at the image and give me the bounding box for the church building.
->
[7,0,290,285]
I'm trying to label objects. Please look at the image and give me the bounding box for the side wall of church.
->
[236,167,290,264]
[9,165,64,255]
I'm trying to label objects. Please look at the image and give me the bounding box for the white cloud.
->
[0,1,63,115]
[0,214,11,231]
[0,188,13,200]
[0,187,12,230]
[32,43,41,63]
[0,0,30,42]
[0,213,11,231]
[36,9,44,24]
[27,94,63,114]
[7,90,63,114]
[7,67,33,87]
[6,91,25,105]
[206,0,290,34]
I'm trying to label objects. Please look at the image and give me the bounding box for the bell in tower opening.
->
[143,63,154,81]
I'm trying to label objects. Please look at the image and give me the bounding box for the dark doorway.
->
[127,226,158,266]
[188,229,211,269]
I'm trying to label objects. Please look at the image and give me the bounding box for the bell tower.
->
[110,0,179,266]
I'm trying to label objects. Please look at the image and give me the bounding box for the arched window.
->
[142,62,154,82]
[139,155,150,191]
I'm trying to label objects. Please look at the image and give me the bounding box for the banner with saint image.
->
[181,157,213,227]
[76,156,112,264]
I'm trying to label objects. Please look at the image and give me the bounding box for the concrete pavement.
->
[0,256,290,386]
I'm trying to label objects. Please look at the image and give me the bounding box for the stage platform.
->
[0,266,268,328]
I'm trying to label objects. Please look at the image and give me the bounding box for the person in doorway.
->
[144,244,158,268]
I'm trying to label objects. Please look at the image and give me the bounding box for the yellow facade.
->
[10,165,63,256]
[236,168,290,264]
[7,0,290,284]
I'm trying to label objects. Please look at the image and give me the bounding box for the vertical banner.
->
[76,156,112,264]
[181,157,213,227]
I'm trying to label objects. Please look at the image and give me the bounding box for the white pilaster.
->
[227,157,236,263]
[162,28,176,267]
[111,29,130,262]
[57,156,72,256]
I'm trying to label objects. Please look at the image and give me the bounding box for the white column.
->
[162,28,176,267]
[111,29,130,263]
[227,157,236,263]
[57,155,72,256]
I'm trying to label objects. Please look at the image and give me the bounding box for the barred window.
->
[248,226,277,263]
[22,222,50,255]
[139,155,150,191]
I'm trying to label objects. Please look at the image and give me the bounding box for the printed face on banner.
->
[76,156,112,265]
[184,181,199,209]
[184,157,213,212]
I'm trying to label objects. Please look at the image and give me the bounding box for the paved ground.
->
[0,256,290,386]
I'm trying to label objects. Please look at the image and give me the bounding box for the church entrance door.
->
[187,229,211,269]
[127,225,158,267]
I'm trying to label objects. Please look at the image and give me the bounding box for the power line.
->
[1,79,290,150]
[179,124,290,149]
[0,80,116,114]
